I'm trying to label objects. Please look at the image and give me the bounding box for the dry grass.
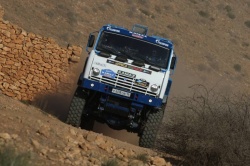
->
[245,20,250,28]
[198,10,209,18]
[0,146,31,166]
[243,54,250,60]
[133,154,149,163]
[233,64,242,72]
[102,158,119,166]
[157,85,250,165]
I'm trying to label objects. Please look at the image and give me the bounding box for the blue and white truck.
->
[66,24,177,148]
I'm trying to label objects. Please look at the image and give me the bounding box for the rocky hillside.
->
[0,14,82,101]
[0,94,174,166]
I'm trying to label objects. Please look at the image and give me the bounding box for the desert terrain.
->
[0,0,249,165]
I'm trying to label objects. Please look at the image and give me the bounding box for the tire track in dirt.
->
[93,122,139,145]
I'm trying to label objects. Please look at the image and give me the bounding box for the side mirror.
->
[170,56,177,70]
[87,34,95,47]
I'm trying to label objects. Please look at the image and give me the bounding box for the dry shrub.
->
[102,158,119,166]
[157,85,250,166]
[245,20,250,28]
[134,154,149,163]
[0,146,31,166]
[198,10,209,18]
[233,64,241,72]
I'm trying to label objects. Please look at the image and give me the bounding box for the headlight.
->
[92,68,100,76]
[150,84,158,92]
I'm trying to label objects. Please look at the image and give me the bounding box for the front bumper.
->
[80,78,163,107]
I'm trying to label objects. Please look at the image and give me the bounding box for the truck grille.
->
[89,73,157,97]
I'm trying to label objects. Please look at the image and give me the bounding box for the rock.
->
[43,63,52,69]
[69,128,77,136]
[3,46,11,52]
[120,149,130,158]
[0,133,11,140]
[32,53,42,60]
[37,125,50,138]
[68,147,81,156]
[28,32,36,39]
[8,84,18,90]
[95,134,106,145]
[11,134,19,140]
[21,29,27,36]
[69,55,80,63]
[31,139,41,149]
[64,159,72,165]
[0,57,6,64]
[4,91,16,97]
[4,38,11,43]
[2,30,11,37]
[113,148,125,159]
[47,149,60,161]
[51,59,61,64]
[2,82,9,89]
[99,140,114,153]
[79,141,95,151]
[89,157,101,165]
[5,42,15,48]
[14,27,22,35]
[86,131,97,142]
[151,156,170,166]
[15,44,23,50]
[40,148,48,156]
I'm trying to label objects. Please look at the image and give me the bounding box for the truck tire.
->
[66,87,86,128]
[139,108,164,148]
[81,114,95,131]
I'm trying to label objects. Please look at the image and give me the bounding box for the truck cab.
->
[66,24,177,148]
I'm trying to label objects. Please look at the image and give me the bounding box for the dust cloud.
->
[32,56,206,146]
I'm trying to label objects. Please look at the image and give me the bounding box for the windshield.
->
[96,31,171,69]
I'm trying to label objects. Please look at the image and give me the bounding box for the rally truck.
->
[66,24,177,148]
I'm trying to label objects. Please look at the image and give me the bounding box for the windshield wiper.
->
[144,59,155,66]
[119,50,145,67]
[117,50,132,59]
[115,55,127,62]
[144,59,161,71]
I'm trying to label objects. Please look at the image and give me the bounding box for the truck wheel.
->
[139,108,164,148]
[81,114,95,131]
[66,87,86,127]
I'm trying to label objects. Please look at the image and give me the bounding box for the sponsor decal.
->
[134,78,149,87]
[107,60,152,74]
[100,69,116,78]
[117,70,136,78]
[94,62,106,67]
[115,62,128,68]
[129,31,147,39]
[128,66,141,72]
[107,59,115,64]
[156,40,169,47]
[132,34,144,39]
[107,26,120,33]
